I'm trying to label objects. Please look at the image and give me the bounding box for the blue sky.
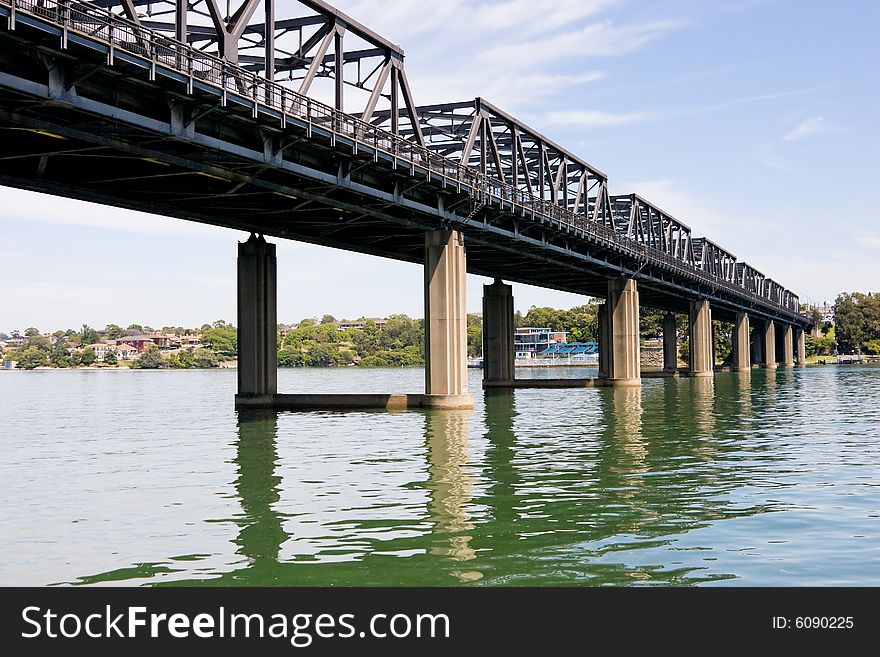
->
[1,0,877,331]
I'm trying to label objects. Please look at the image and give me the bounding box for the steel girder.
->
[609,194,694,268]
[364,98,613,225]
[88,0,423,142]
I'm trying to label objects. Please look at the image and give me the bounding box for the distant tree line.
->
[6,291,876,370]
[277,315,425,367]
[830,292,880,354]
[801,292,880,357]
[1,321,229,371]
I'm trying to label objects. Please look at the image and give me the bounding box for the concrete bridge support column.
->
[763,320,777,369]
[483,279,515,384]
[688,299,713,377]
[598,301,611,380]
[662,312,678,372]
[236,234,277,401]
[751,327,764,366]
[604,278,640,385]
[781,324,794,367]
[796,328,807,366]
[733,312,751,372]
[424,229,473,409]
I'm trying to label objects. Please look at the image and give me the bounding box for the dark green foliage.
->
[201,325,237,359]
[133,344,165,369]
[713,320,732,364]
[22,334,52,351]
[639,309,664,340]
[80,324,101,347]
[279,316,417,367]
[359,346,423,367]
[467,314,482,358]
[193,349,219,368]
[80,348,96,366]
[833,292,880,353]
[805,332,835,357]
[104,324,125,340]
[15,346,47,369]
[168,348,219,369]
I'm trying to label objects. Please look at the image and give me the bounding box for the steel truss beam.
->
[610,194,695,267]
[364,97,612,221]
[89,0,423,143]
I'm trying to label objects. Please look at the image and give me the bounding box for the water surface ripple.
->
[1,366,878,586]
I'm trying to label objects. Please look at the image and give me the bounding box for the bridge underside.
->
[0,121,734,321]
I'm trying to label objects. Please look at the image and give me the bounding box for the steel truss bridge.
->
[0,0,808,327]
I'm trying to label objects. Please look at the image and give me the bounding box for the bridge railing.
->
[1,0,804,320]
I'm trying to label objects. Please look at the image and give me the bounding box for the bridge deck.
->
[0,0,809,327]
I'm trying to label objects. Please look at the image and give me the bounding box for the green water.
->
[1,366,878,586]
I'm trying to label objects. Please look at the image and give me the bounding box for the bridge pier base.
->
[688,299,714,377]
[235,234,277,403]
[424,229,473,409]
[781,324,794,367]
[733,312,751,372]
[796,328,807,366]
[601,278,640,386]
[662,312,678,372]
[482,279,515,385]
[763,320,777,369]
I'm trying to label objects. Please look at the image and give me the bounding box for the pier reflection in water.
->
[7,367,876,587]
[423,410,481,581]
[225,409,287,584]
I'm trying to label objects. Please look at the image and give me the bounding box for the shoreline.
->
[4,361,878,372]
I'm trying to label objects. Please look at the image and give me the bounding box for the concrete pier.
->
[482,279,515,384]
[688,299,713,377]
[796,327,807,366]
[603,278,640,385]
[781,324,794,367]
[598,301,610,380]
[424,229,473,409]
[236,234,277,401]
[662,312,678,372]
[764,320,777,369]
[733,312,751,372]
[751,326,764,367]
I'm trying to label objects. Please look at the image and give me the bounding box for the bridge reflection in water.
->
[229,409,288,583]
[423,410,481,582]
[66,373,812,587]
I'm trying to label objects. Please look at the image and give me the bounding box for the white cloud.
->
[477,18,683,68]
[783,116,836,141]
[330,0,682,110]
[855,234,880,249]
[544,88,818,129]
